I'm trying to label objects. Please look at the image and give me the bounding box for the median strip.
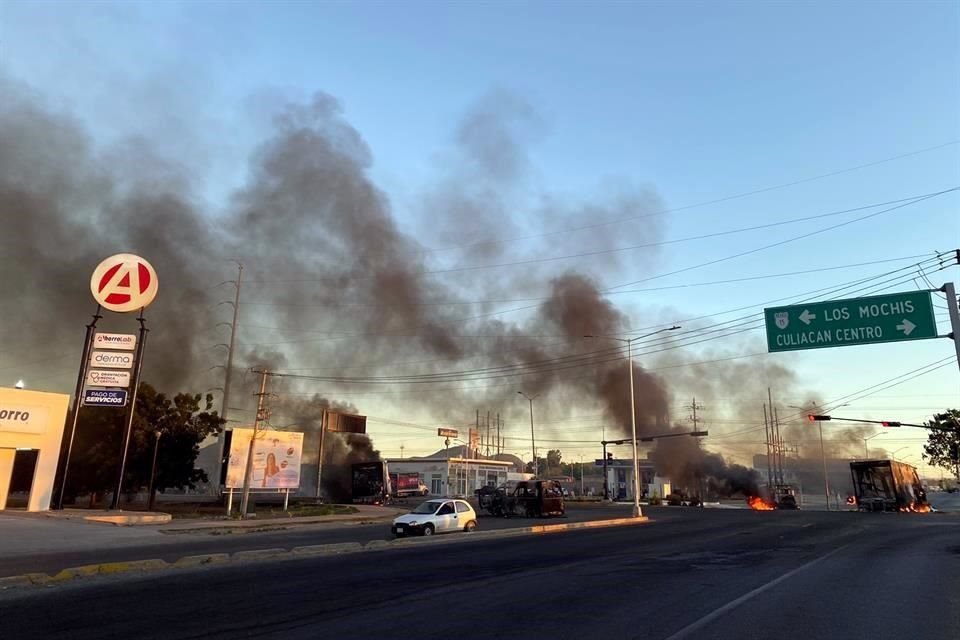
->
[0,516,652,592]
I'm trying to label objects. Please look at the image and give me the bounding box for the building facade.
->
[386,457,513,497]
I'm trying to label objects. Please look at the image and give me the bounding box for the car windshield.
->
[411,501,443,514]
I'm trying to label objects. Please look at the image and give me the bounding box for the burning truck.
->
[849,459,930,512]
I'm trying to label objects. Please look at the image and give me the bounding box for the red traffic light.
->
[881,421,902,427]
[807,414,831,422]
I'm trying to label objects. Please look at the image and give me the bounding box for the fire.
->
[747,496,775,511]
[899,503,932,513]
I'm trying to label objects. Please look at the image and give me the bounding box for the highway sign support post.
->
[942,282,960,378]
[765,290,938,353]
[110,312,149,510]
[53,305,102,510]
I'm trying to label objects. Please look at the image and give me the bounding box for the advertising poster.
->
[226,428,304,489]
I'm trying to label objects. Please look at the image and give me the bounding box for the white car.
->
[391,499,478,537]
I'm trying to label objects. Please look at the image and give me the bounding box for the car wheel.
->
[464,520,477,532]
[422,524,435,537]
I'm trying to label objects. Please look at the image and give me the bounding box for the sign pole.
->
[109,311,149,510]
[316,409,327,501]
[942,282,960,378]
[54,304,102,510]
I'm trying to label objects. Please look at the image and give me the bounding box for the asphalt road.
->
[0,502,635,577]
[3,508,958,640]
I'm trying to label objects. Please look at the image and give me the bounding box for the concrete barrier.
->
[292,542,364,557]
[173,554,231,568]
[231,548,289,562]
[84,513,173,526]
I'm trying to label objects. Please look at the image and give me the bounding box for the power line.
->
[421,140,960,255]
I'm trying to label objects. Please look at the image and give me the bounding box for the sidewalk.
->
[0,505,403,559]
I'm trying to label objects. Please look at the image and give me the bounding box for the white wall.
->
[0,387,70,511]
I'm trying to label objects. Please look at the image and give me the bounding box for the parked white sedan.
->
[391,499,478,537]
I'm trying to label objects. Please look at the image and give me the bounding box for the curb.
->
[0,516,651,592]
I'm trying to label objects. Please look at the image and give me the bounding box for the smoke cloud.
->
[0,74,808,492]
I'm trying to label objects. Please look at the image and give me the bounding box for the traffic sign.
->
[438,428,459,438]
[82,389,128,407]
[90,254,158,313]
[765,290,938,353]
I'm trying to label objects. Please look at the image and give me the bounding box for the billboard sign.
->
[89,350,134,369]
[438,428,459,439]
[90,253,159,313]
[327,412,367,434]
[86,370,131,388]
[82,389,128,407]
[93,333,137,351]
[225,428,304,489]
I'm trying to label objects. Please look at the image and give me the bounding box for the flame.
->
[747,496,776,511]
[899,503,932,513]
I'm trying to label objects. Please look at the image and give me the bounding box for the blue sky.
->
[2,0,958,465]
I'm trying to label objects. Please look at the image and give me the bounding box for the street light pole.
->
[585,325,680,518]
[517,392,538,477]
[147,430,163,512]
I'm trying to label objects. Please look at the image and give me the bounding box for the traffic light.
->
[606,452,613,460]
[807,414,831,422]
[881,421,902,427]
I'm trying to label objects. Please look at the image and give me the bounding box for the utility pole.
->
[496,413,501,455]
[400,443,405,459]
[518,392,538,477]
[763,404,774,489]
[486,410,491,457]
[215,261,242,491]
[687,397,705,431]
[240,369,269,519]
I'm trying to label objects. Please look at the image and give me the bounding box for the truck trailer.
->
[849,459,929,512]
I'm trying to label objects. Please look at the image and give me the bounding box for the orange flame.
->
[899,503,932,513]
[747,496,776,511]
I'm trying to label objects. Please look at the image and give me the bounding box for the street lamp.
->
[517,392,539,477]
[863,432,886,458]
[147,430,164,512]
[891,447,908,462]
[586,325,681,518]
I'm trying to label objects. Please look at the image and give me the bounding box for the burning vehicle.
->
[475,480,566,518]
[849,459,930,512]
[351,461,391,505]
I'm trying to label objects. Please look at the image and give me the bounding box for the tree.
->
[922,409,960,482]
[66,382,224,505]
[546,449,562,475]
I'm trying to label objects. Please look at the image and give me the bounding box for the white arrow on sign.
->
[896,319,916,336]
[799,309,816,325]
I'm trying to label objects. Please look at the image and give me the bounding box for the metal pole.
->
[283,488,290,512]
[580,455,584,496]
[627,339,642,518]
[763,404,773,489]
[528,397,537,477]
[819,419,830,511]
[217,262,242,489]
[226,488,233,515]
[54,305,101,510]
[942,282,960,378]
[602,439,609,500]
[147,430,162,511]
[110,311,149,510]
[240,369,268,518]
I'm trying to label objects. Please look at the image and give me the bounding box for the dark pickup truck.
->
[475,480,566,518]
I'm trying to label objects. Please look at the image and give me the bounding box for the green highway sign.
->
[765,290,938,353]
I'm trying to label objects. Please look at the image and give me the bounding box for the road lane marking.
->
[660,543,850,640]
